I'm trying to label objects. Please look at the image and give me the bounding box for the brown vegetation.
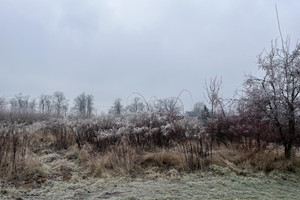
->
[0,109,299,190]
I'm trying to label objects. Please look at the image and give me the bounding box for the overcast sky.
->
[1,0,300,112]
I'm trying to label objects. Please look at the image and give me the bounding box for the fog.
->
[1,0,299,112]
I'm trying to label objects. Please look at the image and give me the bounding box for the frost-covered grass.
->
[1,168,300,199]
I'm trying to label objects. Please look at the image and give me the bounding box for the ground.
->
[1,167,300,200]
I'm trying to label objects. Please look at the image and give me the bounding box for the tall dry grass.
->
[211,144,300,174]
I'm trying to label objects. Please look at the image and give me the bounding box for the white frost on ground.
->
[1,170,300,200]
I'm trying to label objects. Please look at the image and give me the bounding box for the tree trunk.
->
[285,117,295,159]
[284,143,292,159]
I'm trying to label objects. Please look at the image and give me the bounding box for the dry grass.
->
[74,141,207,179]
[142,150,184,169]
[81,145,184,177]
[212,144,300,174]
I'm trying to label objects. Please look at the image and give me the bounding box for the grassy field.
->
[1,167,300,200]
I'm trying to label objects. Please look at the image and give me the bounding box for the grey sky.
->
[1,0,300,112]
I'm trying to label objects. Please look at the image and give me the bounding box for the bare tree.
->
[204,76,225,158]
[52,91,68,117]
[109,98,123,115]
[10,93,30,113]
[204,76,224,118]
[73,93,86,116]
[39,94,53,114]
[39,95,47,113]
[156,98,181,117]
[244,39,300,159]
[28,99,36,113]
[45,95,53,114]
[0,97,7,111]
[126,97,145,113]
[72,92,94,117]
[86,94,94,117]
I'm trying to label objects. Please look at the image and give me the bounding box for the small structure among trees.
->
[186,102,210,125]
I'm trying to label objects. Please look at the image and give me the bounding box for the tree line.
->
[0,91,93,118]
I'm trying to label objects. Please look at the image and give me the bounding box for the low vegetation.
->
[0,109,299,180]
